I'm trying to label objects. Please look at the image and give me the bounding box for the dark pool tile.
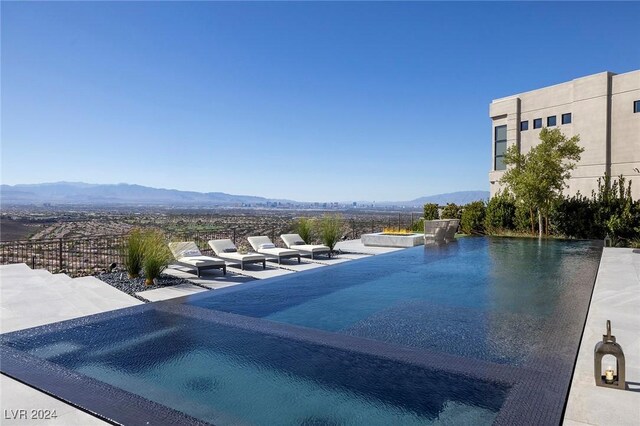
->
[343,301,543,365]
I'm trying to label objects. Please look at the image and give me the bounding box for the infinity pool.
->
[191,237,601,365]
[1,237,601,425]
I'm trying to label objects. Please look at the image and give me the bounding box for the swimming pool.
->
[0,237,601,425]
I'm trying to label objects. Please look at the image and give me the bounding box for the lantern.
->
[594,320,625,390]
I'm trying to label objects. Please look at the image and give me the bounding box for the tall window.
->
[634,100,640,113]
[494,125,507,171]
[547,115,557,126]
[562,113,572,124]
[533,118,542,129]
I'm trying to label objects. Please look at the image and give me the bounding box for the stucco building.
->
[489,70,640,199]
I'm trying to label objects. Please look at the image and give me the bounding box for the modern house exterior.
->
[489,70,640,199]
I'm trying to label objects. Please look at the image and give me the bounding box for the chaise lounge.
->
[208,239,267,270]
[280,234,331,259]
[247,236,301,264]
[168,242,226,277]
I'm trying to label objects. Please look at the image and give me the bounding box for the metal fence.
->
[0,235,127,277]
[0,214,423,276]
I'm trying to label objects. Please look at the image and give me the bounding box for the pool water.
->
[7,309,506,425]
[1,237,601,425]
[190,237,601,365]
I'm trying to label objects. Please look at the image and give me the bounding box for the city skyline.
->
[2,2,639,201]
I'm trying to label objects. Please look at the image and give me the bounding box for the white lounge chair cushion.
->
[208,239,266,262]
[280,234,329,252]
[247,236,273,250]
[216,252,266,262]
[259,243,275,249]
[208,239,238,255]
[178,256,225,267]
[247,236,299,258]
[260,247,298,256]
[168,242,225,266]
[168,242,203,258]
[291,244,329,253]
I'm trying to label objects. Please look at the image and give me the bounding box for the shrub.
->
[411,218,425,232]
[460,201,486,235]
[295,217,314,243]
[423,203,439,220]
[550,194,594,239]
[515,203,535,234]
[318,214,343,253]
[484,193,516,234]
[123,229,144,278]
[591,174,639,244]
[141,230,172,285]
[440,203,462,220]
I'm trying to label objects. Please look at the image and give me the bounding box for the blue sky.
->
[2,2,638,202]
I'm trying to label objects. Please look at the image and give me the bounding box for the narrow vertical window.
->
[494,125,507,171]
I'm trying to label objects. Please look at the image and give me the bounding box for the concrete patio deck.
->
[0,263,141,425]
[563,248,640,425]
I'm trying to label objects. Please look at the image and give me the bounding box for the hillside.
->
[1,182,489,207]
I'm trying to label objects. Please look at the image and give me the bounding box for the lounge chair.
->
[424,220,448,244]
[247,236,301,264]
[208,239,266,270]
[444,219,460,242]
[168,242,226,277]
[280,234,331,259]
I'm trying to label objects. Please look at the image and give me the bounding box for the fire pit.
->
[361,232,424,248]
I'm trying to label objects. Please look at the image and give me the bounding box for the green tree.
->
[484,192,516,234]
[440,203,462,219]
[460,201,486,235]
[500,128,583,238]
[423,203,439,220]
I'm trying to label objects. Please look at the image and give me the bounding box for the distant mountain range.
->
[402,191,489,206]
[0,182,488,207]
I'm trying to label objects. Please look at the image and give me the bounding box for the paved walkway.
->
[0,263,142,425]
[564,248,640,425]
[0,263,142,334]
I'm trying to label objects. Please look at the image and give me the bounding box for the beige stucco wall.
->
[489,70,640,200]
[611,71,640,191]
